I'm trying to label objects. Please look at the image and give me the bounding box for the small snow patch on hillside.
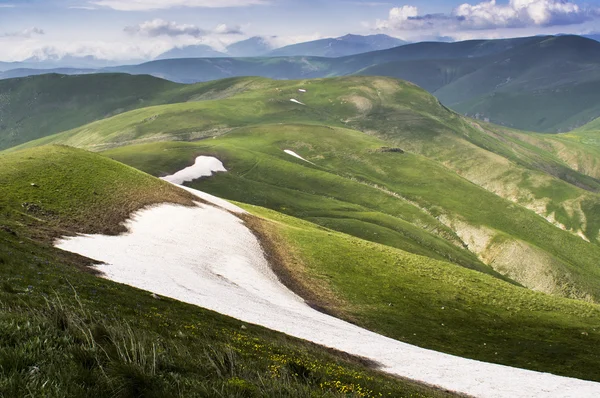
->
[284,150,315,165]
[290,99,305,105]
[161,156,226,185]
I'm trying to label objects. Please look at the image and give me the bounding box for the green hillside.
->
[102,120,600,301]
[0,73,273,151]
[0,146,448,397]
[15,77,600,303]
[105,57,336,84]
[243,204,600,382]
[102,132,600,381]
[435,36,600,132]
[3,147,600,385]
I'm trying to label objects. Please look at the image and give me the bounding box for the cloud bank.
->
[2,27,44,38]
[375,0,599,33]
[91,0,267,11]
[124,19,242,38]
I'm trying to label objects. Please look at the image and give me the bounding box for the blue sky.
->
[1,0,600,62]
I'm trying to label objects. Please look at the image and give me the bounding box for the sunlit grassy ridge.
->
[87,35,600,132]
[0,146,448,397]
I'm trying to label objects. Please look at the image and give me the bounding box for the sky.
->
[1,0,600,62]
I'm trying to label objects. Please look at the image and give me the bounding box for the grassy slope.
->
[0,145,197,240]
[434,36,600,132]
[19,76,600,300]
[103,122,600,303]
[0,73,275,151]
[104,129,495,277]
[0,146,447,398]
[243,203,600,382]
[3,36,600,135]
[449,80,600,132]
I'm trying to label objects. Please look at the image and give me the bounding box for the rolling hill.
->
[96,35,600,132]
[0,73,279,150]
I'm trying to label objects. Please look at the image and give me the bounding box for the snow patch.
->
[284,150,315,165]
[160,156,226,185]
[179,185,247,215]
[298,89,307,93]
[290,99,305,105]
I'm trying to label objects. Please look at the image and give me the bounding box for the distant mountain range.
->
[268,34,406,57]
[4,35,600,132]
[0,34,407,69]
[154,34,406,59]
[0,55,141,71]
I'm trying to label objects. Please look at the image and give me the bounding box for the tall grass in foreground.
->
[0,242,451,398]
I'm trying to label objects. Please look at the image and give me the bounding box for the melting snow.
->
[160,156,226,185]
[284,149,315,165]
[290,99,305,105]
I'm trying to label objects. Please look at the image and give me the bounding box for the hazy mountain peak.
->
[226,36,274,57]
[155,44,226,60]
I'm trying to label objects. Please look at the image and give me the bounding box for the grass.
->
[103,130,496,277]
[0,74,280,151]
[0,145,196,240]
[242,204,600,382]
[0,146,452,397]
[82,35,600,133]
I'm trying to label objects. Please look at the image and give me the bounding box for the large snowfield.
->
[56,157,600,398]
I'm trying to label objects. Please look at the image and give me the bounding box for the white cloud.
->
[125,19,243,38]
[68,6,99,10]
[0,38,179,62]
[125,19,207,37]
[91,0,267,11]
[0,22,249,62]
[214,24,243,35]
[2,27,45,38]
[375,0,599,34]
